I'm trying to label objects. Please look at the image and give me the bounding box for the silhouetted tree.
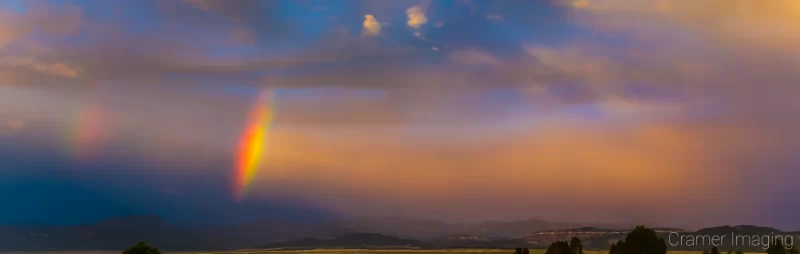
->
[123,241,161,254]
[711,246,720,254]
[607,226,667,254]
[570,237,584,254]
[727,250,732,254]
[524,248,530,254]
[767,238,798,254]
[735,249,744,254]
[547,241,574,254]
[610,240,625,254]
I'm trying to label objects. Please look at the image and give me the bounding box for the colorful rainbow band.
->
[233,88,275,201]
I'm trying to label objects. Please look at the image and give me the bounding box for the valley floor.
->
[162,249,762,254]
[0,249,767,254]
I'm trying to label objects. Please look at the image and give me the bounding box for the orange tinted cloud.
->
[406,5,428,28]
[561,0,800,53]
[241,105,766,221]
[0,56,82,78]
[363,14,382,37]
[0,4,83,84]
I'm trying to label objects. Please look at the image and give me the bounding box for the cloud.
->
[0,119,24,134]
[565,0,675,12]
[450,49,501,67]
[179,0,270,25]
[0,3,84,85]
[0,3,82,49]
[549,0,800,112]
[486,14,504,21]
[173,0,299,46]
[0,55,82,78]
[572,0,590,9]
[5,0,793,109]
[406,5,428,28]
[181,0,216,11]
[0,15,20,48]
[561,0,800,54]
[228,26,256,45]
[178,0,264,41]
[244,107,788,223]
[2,0,800,227]
[362,14,382,37]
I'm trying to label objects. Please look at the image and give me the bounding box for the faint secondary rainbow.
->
[68,103,107,161]
[233,88,275,201]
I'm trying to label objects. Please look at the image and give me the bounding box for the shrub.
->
[123,241,161,254]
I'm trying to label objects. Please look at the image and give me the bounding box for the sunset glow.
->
[1,0,799,230]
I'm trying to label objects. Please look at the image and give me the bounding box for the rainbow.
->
[233,88,275,201]
[68,103,106,161]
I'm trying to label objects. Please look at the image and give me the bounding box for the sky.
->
[1,0,799,230]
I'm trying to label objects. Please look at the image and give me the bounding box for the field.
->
[164,249,744,254]
[0,250,762,254]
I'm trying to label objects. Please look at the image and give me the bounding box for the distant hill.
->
[254,237,330,248]
[255,233,423,249]
[694,225,783,236]
[428,235,537,249]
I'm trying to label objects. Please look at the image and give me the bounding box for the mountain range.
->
[0,215,797,251]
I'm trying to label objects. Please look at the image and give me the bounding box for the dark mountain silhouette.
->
[256,233,423,249]
[467,218,555,238]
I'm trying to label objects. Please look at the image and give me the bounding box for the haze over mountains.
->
[1,215,797,251]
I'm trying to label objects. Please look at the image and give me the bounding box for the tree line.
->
[541,226,799,254]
